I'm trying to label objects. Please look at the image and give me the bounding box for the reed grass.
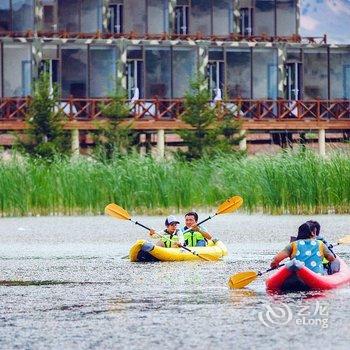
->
[0,150,349,216]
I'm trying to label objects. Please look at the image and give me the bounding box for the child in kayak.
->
[271,222,337,275]
[149,215,185,248]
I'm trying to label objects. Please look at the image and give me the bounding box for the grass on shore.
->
[0,150,349,216]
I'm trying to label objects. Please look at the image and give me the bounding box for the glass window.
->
[148,0,167,34]
[226,49,251,98]
[81,0,102,33]
[253,48,277,99]
[108,3,123,33]
[286,48,301,61]
[42,0,58,31]
[61,46,87,97]
[254,0,275,36]
[3,44,32,97]
[276,0,296,36]
[329,49,350,99]
[303,49,328,99]
[58,0,80,32]
[175,5,189,34]
[213,0,232,35]
[240,7,253,36]
[0,0,11,31]
[145,47,171,98]
[12,0,34,31]
[172,47,197,98]
[124,0,146,34]
[190,0,211,36]
[90,46,117,97]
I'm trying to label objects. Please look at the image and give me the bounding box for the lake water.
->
[0,214,350,349]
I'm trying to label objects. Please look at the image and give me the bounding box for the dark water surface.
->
[0,214,350,350]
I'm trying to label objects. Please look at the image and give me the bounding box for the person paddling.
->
[181,212,212,247]
[271,222,337,275]
[149,215,184,248]
[306,220,340,274]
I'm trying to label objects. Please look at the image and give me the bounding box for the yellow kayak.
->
[129,239,228,262]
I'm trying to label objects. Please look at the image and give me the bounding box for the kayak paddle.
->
[182,195,243,235]
[228,265,284,289]
[227,235,350,289]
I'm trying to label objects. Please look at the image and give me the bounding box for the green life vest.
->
[183,230,205,247]
[161,230,179,248]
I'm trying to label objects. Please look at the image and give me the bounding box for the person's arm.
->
[148,229,163,239]
[191,224,212,240]
[270,245,292,268]
[323,243,335,262]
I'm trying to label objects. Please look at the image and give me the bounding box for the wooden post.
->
[71,129,80,156]
[157,129,165,159]
[239,129,247,151]
[318,129,326,157]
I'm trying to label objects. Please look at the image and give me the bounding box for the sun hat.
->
[165,215,180,226]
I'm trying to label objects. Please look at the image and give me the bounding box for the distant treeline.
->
[0,151,349,216]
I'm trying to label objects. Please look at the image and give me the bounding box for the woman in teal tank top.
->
[271,222,336,275]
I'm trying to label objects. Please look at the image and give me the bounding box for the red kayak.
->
[266,257,350,293]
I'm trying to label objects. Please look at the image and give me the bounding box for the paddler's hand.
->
[149,228,157,237]
[190,224,200,232]
[270,260,278,269]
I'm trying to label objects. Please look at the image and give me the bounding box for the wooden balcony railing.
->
[1,98,349,124]
[0,30,327,44]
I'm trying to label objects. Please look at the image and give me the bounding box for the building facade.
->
[0,0,349,154]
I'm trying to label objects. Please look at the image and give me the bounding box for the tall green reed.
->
[0,150,349,216]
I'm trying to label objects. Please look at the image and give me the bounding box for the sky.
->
[300,0,350,44]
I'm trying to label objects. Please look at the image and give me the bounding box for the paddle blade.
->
[198,254,220,262]
[338,235,350,245]
[228,271,258,289]
[105,203,131,220]
[217,195,243,215]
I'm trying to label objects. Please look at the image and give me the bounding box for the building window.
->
[3,44,32,97]
[145,47,171,99]
[172,47,197,98]
[12,0,35,32]
[90,46,117,97]
[127,48,143,99]
[208,50,224,99]
[108,3,123,33]
[175,5,189,34]
[0,0,11,31]
[344,65,350,99]
[303,49,328,99]
[226,49,252,99]
[58,0,102,33]
[240,7,253,36]
[147,0,167,34]
[329,49,350,99]
[61,46,87,97]
[42,0,57,31]
[285,62,302,100]
[253,48,277,99]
